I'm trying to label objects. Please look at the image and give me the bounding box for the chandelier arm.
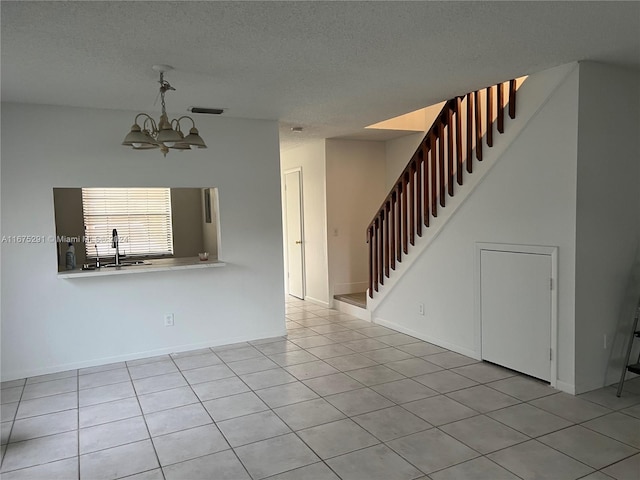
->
[174,116,197,129]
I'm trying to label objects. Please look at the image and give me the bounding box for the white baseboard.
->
[556,380,576,395]
[334,299,371,321]
[304,296,330,308]
[1,328,288,382]
[374,316,478,359]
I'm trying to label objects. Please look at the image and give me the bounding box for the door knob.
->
[295,240,302,244]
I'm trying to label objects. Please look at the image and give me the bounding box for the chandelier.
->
[122,65,207,156]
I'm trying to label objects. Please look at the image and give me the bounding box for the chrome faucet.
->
[112,229,120,266]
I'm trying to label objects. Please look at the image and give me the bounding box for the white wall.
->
[574,63,640,392]
[384,132,425,190]
[1,103,285,380]
[325,139,387,298]
[373,65,580,392]
[280,141,330,306]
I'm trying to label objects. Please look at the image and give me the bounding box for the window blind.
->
[82,188,174,258]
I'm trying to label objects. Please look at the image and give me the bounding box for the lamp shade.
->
[180,127,208,149]
[122,124,154,146]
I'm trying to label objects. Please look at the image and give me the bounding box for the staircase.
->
[367,79,520,299]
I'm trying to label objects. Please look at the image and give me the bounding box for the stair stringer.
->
[367,62,579,315]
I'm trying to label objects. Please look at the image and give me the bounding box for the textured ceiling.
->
[2,1,639,148]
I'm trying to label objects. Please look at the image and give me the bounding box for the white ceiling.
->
[2,1,639,149]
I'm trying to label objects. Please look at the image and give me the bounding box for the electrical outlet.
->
[418,303,424,316]
[164,313,174,327]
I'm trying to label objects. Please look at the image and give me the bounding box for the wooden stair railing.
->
[367,79,518,298]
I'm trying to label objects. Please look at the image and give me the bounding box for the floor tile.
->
[285,327,318,339]
[487,403,573,437]
[126,354,170,367]
[376,333,422,347]
[621,403,640,419]
[16,392,77,418]
[170,347,215,359]
[1,387,23,405]
[173,352,223,371]
[325,388,395,416]
[488,440,594,480]
[303,373,365,396]
[357,326,397,338]
[488,375,556,401]
[323,353,378,371]
[440,414,529,454]
[371,378,438,404]
[414,370,479,393]
[218,410,291,447]
[203,391,268,422]
[138,386,199,414]
[296,317,334,328]
[227,356,280,375]
[255,381,318,408]
[266,461,340,480]
[361,347,413,362]
[352,405,432,441]
[298,418,379,459]
[163,449,250,480]
[429,456,520,480]
[234,433,319,479]
[215,346,263,363]
[273,398,346,431]
[530,392,612,423]
[345,365,406,386]
[386,357,443,377]
[79,439,159,480]
[397,342,448,357]
[80,381,136,407]
[340,338,389,352]
[327,444,422,480]
[1,379,25,389]
[250,336,287,346]
[403,395,478,426]
[579,387,640,410]
[324,331,369,343]
[79,362,127,376]
[124,468,165,480]
[0,457,78,480]
[10,409,77,443]
[180,364,236,385]
[426,352,478,369]
[254,341,300,356]
[1,403,18,423]
[152,424,229,466]
[340,319,375,330]
[79,397,142,428]
[25,370,77,385]
[132,373,187,395]
[191,376,250,402]
[452,362,517,383]
[240,368,298,390]
[2,422,12,445]
[212,341,251,352]
[1,431,77,473]
[78,368,130,390]
[538,425,638,470]
[285,360,340,380]
[447,384,521,413]
[308,324,351,335]
[601,453,640,480]
[21,377,77,401]
[268,349,319,367]
[145,403,212,437]
[80,415,149,454]
[290,336,336,349]
[387,429,479,474]
[306,344,357,359]
[582,412,640,448]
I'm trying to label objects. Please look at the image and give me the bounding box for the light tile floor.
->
[1,297,639,479]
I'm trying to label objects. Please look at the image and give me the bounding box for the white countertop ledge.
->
[58,257,226,278]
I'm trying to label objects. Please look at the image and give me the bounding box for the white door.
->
[284,171,305,299]
[481,250,552,381]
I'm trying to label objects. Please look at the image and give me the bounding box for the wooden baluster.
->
[486,86,494,147]
[447,105,454,197]
[456,97,463,185]
[378,212,384,286]
[439,121,446,208]
[402,175,408,254]
[497,82,504,133]
[368,227,374,297]
[475,90,482,161]
[466,92,473,173]
[415,158,422,237]
[373,220,379,292]
[396,183,403,261]
[430,129,437,217]
[423,142,430,227]
[409,167,415,246]
[390,193,396,270]
[384,203,390,278]
[508,79,517,119]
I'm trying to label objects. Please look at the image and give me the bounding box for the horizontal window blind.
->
[82,188,174,258]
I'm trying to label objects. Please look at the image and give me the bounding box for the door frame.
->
[474,242,558,388]
[283,167,306,299]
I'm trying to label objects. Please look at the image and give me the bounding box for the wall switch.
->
[164,313,174,327]
[333,228,339,237]
[418,303,424,316]
[603,334,607,349]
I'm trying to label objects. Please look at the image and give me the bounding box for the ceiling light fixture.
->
[122,65,207,156]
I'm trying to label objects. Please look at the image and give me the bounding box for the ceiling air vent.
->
[188,107,224,115]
